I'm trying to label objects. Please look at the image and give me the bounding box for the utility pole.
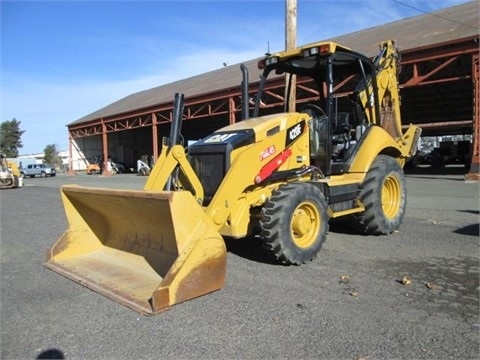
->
[285,0,297,112]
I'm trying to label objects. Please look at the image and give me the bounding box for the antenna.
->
[265,41,271,56]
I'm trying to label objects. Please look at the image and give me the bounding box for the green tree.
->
[43,144,62,167]
[0,119,25,157]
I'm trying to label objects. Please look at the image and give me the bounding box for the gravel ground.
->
[1,169,478,360]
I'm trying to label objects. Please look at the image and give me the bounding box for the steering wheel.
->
[300,104,326,118]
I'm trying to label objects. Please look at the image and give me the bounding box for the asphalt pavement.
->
[1,168,479,359]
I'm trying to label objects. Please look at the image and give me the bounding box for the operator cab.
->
[256,42,380,176]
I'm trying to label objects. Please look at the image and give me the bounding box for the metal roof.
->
[70,1,479,126]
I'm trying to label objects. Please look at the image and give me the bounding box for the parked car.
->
[20,164,56,178]
[86,163,101,175]
[86,156,102,175]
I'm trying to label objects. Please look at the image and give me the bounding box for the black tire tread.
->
[353,155,406,235]
[260,182,329,265]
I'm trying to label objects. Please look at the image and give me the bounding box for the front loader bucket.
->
[45,185,226,315]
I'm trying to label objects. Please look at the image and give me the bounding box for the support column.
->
[229,96,236,124]
[466,53,479,181]
[152,113,159,161]
[101,119,113,176]
[67,134,75,175]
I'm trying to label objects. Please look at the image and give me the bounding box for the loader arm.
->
[144,142,205,202]
[144,92,205,200]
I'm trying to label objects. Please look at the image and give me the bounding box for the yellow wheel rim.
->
[290,202,321,248]
[382,175,401,219]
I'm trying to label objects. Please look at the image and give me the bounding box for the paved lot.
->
[1,169,479,359]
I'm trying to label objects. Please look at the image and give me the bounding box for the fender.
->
[349,125,421,173]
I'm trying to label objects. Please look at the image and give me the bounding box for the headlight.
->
[265,57,279,66]
[303,47,319,57]
[258,56,279,69]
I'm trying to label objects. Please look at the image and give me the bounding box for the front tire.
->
[353,155,406,235]
[260,182,329,265]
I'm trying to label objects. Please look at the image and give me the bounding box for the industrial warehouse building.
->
[66,1,479,178]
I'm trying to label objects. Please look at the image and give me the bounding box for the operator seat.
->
[301,105,328,172]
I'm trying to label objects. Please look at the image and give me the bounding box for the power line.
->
[392,0,478,30]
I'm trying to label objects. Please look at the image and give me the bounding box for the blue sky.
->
[1,0,470,155]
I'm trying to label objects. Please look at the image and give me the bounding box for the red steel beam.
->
[403,120,473,129]
[466,53,479,181]
[152,113,159,161]
[101,119,113,176]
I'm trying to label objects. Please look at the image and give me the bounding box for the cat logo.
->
[204,133,238,143]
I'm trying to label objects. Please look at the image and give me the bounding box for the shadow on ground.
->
[404,165,469,178]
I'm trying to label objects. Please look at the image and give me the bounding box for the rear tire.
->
[260,182,329,265]
[353,155,406,235]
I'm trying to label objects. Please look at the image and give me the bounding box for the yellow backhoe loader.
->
[45,40,421,314]
[0,154,21,189]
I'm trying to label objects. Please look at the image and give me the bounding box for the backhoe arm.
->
[357,40,403,138]
[357,40,421,158]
